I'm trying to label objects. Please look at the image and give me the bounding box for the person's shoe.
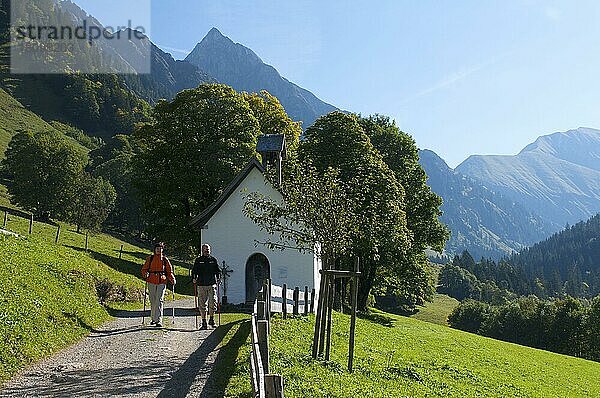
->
[208,317,215,327]
[155,323,163,328]
[150,321,156,326]
[200,319,208,330]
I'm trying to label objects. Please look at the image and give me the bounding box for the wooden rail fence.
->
[250,279,316,398]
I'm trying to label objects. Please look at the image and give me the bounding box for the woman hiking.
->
[141,242,176,327]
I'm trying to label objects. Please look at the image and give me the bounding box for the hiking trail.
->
[1,298,230,398]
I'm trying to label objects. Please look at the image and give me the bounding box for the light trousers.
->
[197,285,217,319]
[148,283,167,324]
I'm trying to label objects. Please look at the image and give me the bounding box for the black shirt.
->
[192,255,220,286]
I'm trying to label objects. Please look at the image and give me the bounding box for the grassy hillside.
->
[268,310,600,397]
[0,234,143,382]
[0,212,196,383]
[0,88,55,158]
[410,293,459,326]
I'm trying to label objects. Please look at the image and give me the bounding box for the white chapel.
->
[189,134,321,305]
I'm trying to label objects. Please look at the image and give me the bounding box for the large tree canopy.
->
[2,130,87,218]
[132,84,301,255]
[299,111,413,309]
[360,115,448,253]
[3,130,116,230]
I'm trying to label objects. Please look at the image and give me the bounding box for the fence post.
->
[264,374,284,398]
[304,286,309,316]
[310,288,316,314]
[257,320,269,373]
[265,278,271,322]
[348,257,360,372]
[119,244,123,259]
[55,224,61,244]
[29,214,33,234]
[85,231,89,251]
[282,283,287,319]
[3,211,7,228]
[293,287,299,316]
[257,300,267,320]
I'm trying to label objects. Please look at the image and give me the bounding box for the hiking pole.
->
[217,281,221,327]
[171,282,176,325]
[142,279,148,326]
[194,281,198,329]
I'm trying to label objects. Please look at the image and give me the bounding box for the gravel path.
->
[1,298,228,398]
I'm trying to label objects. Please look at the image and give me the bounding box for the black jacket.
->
[192,255,220,286]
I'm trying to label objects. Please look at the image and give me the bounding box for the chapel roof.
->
[189,157,265,229]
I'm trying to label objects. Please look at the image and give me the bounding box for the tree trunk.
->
[357,258,377,311]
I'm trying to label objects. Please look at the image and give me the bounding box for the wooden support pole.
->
[85,231,89,251]
[3,211,7,228]
[264,374,284,398]
[119,244,123,259]
[325,277,334,360]
[29,214,33,234]
[318,276,330,357]
[282,283,287,319]
[293,287,299,316]
[55,224,61,244]
[310,288,316,314]
[312,258,329,358]
[348,257,360,372]
[304,286,309,316]
[257,320,269,373]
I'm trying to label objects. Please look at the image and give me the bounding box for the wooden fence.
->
[250,280,316,398]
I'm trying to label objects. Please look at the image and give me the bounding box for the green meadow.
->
[267,310,600,398]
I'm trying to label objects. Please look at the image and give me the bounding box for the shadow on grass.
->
[65,246,195,295]
[156,320,248,398]
[358,311,396,328]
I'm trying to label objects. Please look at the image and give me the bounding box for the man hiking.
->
[192,244,220,330]
[141,242,176,327]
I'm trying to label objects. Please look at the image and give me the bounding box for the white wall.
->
[202,167,319,304]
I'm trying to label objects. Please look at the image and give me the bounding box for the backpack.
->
[149,255,168,281]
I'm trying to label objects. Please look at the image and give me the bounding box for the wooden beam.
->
[348,257,360,372]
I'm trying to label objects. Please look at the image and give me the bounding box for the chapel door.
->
[245,253,270,303]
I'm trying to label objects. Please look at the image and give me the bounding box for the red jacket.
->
[141,255,175,285]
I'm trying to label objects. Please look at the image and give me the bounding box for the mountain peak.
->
[185,29,337,128]
[204,27,226,41]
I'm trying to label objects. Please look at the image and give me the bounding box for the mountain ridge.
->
[185,27,338,128]
[419,149,553,259]
[456,127,600,228]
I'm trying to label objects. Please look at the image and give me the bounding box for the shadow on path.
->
[156,320,244,398]
[199,320,251,398]
[106,306,198,320]
[2,363,172,398]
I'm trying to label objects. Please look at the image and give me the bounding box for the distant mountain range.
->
[421,128,600,259]
[419,150,554,259]
[185,28,338,128]
[456,128,600,229]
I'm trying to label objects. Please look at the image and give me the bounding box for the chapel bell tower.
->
[256,134,286,185]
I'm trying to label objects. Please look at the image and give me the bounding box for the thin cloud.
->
[399,52,510,105]
[155,44,192,57]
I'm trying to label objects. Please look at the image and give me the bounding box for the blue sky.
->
[75,0,600,167]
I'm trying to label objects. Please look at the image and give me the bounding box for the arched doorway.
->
[245,253,270,303]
